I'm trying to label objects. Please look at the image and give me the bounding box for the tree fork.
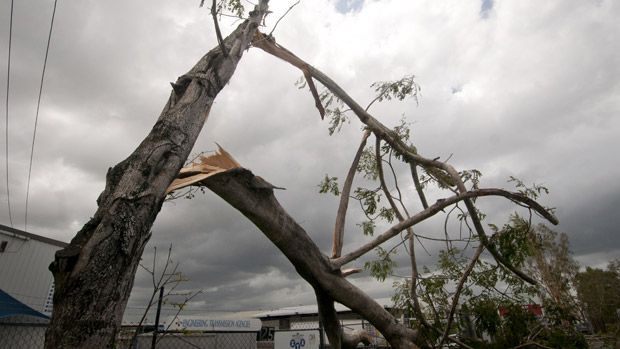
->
[200,168,422,349]
[44,2,270,348]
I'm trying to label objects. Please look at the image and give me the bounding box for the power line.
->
[4,0,14,227]
[25,0,58,231]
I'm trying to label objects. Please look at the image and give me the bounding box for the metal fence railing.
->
[0,321,257,349]
[127,331,257,349]
[0,322,47,349]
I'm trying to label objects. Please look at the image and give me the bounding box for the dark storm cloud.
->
[2,0,619,315]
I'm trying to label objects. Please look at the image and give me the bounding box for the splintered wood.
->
[166,145,240,194]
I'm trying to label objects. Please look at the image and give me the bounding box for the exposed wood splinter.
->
[341,268,363,277]
[167,144,241,194]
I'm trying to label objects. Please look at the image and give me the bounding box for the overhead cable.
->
[4,0,15,227]
[25,0,58,231]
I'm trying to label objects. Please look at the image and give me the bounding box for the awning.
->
[0,288,49,319]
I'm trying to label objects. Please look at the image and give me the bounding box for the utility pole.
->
[151,286,164,349]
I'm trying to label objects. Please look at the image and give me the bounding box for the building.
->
[0,223,67,315]
[254,298,399,347]
[0,224,67,349]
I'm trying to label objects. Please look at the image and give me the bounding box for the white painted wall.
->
[0,226,66,314]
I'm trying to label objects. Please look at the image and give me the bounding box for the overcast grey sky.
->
[2,0,619,322]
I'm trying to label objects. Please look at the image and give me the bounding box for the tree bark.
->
[44,2,269,348]
[201,168,421,349]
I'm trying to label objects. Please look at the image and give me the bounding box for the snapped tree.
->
[45,1,559,348]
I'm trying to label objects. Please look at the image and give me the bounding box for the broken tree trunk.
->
[43,2,269,348]
[193,168,422,349]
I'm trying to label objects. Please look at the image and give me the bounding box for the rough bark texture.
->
[44,3,269,348]
[202,169,421,349]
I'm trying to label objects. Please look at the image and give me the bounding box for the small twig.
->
[159,290,203,337]
[409,162,429,209]
[211,0,228,57]
[511,341,555,349]
[269,0,300,36]
[437,243,485,348]
[333,188,557,268]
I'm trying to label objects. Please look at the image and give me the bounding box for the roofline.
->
[256,310,356,320]
[0,223,68,248]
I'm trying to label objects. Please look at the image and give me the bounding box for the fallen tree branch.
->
[252,32,555,284]
[332,130,370,258]
[198,167,421,348]
[332,188,557,268]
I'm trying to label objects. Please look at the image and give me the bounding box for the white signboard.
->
[274,330,320,349]
[167,316,261,332]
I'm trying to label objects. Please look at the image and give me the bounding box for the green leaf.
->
[318,175,339,196]
[357,220,375,236]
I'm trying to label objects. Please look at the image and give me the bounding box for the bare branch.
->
[268,0,300,36]
[304,71,325,119]
[211,0,229,57]
[252,34,556,285]
[251,33,326,118]
[333,188,557,268]
[437,243,485,348]
[375,138,405,222]
[332,130,371,258]
[409,162,429,209]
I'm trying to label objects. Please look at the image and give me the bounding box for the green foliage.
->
[575,263,620,333]
[364,247,396,282]
[378,207,396,223]
[508,176,549,200]
[318,175,339,196]
[353,187,379,216]
[318,89,348,135]
[391,117,412,144]
[491,216,532,267]
[469,296,501,337]
[391,279,413,313]
[389,215,588,348]
[357,220,375,236]
[217,0,245,18]
[327,107,349,135]
[543,327,588,349]
[461,169,482,190]
[356,147,379,180]
[370,74,421,105]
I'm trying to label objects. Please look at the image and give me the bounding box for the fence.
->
[0,321,256,349]
[0,316,48,349]
[115,329,258,349]
[0,319,390,349]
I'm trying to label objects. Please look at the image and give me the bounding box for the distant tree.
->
[391,216,586,348]
[575,261,620,333]
[524,223,581,327]
[45,1,559,348]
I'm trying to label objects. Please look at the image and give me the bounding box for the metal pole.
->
[318,318,324,349]
[151,286,164,349]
